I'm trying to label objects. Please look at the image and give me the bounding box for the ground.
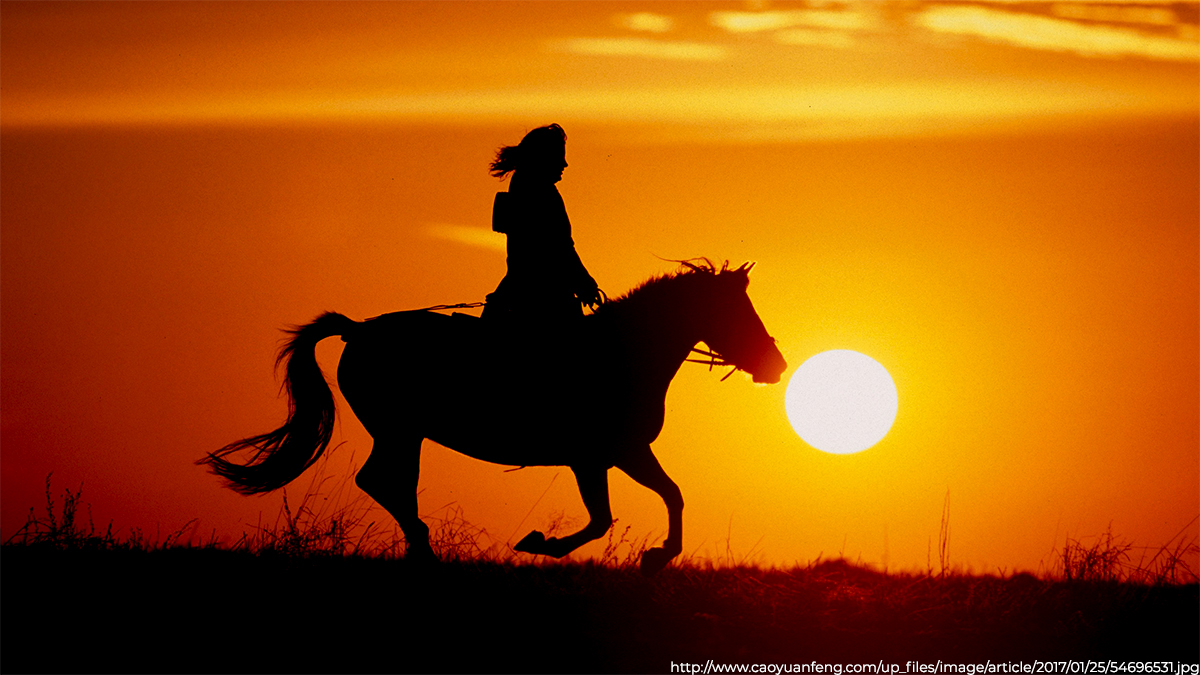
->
[3,546,1196,673]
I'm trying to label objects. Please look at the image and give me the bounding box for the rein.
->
[686,347,740,382]
[418,301,487,312]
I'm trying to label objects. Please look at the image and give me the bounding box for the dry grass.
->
[4,474,1197,673]
[8,472,1199,587]
[1054,520,1199,586]
[4,473,202,552]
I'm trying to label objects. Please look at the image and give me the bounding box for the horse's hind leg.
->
[514,466,612,559]
[355,435,435,562]
[616,446,683,575]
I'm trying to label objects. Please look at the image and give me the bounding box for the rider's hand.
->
[579,284,603,309]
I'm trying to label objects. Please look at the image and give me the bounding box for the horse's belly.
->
[425,408,603,468]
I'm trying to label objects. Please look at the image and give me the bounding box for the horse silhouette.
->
[201,260,786,575]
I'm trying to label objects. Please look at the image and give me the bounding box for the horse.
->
[200,260,787,575]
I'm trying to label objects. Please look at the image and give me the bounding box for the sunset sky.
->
[2,1,1197,574]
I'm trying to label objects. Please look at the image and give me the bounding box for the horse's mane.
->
[591,259,745,319]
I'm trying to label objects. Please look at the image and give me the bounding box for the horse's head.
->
[689,262,787,384]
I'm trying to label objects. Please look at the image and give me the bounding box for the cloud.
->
[710,9,879,33]
[915,5,1199,62]
[559,37,725,61]
[708,7,876,50]
[1050,3,1179,27]
[619,12,675,34]
[5,0,1194,135]
[425,224,505,252]
[7,78,1195,139]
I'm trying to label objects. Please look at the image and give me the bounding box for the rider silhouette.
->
[483,124,601,326]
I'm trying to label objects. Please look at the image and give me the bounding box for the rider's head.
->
[489,124,568,184]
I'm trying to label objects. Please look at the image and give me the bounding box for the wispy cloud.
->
[6,78,1195,139]
[425,224,505,252]
[559,37,725,61]
[915,5,1199,62]
[708,8,877,50]
[710,8,879,34]
[3,3,1194,135]
[618,12,675,34]
[1050,3,1180,28]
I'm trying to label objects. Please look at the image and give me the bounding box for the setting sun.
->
[785,350,899,455]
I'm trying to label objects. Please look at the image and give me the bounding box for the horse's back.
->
[351,309,479,344]
[338,310,483,389]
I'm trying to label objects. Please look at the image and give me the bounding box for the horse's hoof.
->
[405,544,439,566]
[514,531,546,554]
[639,547,674,576]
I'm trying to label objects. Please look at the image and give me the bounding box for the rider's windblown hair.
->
[489,123,567,179]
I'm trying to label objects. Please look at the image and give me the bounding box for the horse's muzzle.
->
[751,346,787,384]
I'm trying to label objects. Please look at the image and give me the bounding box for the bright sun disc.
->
[785,350,898,454]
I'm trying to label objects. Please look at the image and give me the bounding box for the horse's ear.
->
[733,262,754,287]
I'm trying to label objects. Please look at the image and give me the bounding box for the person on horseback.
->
[483,124,602,327]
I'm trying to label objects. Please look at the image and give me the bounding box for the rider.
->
[483,124,602,327]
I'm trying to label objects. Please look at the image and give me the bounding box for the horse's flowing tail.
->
[199,312,358,495]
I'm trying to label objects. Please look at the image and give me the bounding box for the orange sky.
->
[2,1,1197,574]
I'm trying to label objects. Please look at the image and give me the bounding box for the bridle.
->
[686,346,740,382]
[687,330,779,383]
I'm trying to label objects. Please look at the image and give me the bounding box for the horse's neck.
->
[607,293,702,393]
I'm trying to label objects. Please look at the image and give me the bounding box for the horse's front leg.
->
[514,466,612,559]
[616,446,683,575]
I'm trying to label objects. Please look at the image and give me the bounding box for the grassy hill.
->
[3,480,1197,673]
[6,546,1198,673]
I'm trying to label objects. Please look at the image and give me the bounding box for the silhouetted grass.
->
[3,475,1197,674]
[1053,520,1199,586]
[3,473,204,553]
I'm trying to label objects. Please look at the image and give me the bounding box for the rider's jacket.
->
[487,181,597,324]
